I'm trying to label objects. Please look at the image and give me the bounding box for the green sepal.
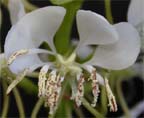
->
[50,0,74,5]
[54,0,83,55]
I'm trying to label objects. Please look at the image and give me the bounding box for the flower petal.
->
[76,45,94,60]
[76,10,118,46]
[72,39,94,59]
[15,6,66,51]
[4,25,35,58]
[7,48,52,74]
[128,0,144,26]
[4,26,51,74]
[4,6,66,74]
[86,23,140,70]
[8,0,26,25]
[96,73,104,85]
[8,55,43,74]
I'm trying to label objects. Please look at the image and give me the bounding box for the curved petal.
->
[86,23,140,70]
[8,0,26,25]
[72,40,94,59]
[96,73,104,85]
[128,0,144,26]
[17,6,66,51]
[4,25,35,58]
[4,6,66,74]
[6,48,52,74]
[4,26,51,74]
[76,10,118,46]
[9,56,46,74]
[5,6,66,54]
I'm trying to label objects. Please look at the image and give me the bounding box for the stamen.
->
[45,71,63,114]
[38,65,49,97]
[7,49,28,65]
[90,69,100,107]
[105,78,117,112]
[6,68,29,94]
[70,79,77,100]
[75,74,85,107]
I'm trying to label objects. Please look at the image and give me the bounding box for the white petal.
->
[131,63,144,77]
[86,23,140,70]
[15,6,66,51]
[76,45,94,60]
[128,0,144,26]
[76,10,118,46]
[8,55,43,74]
[96,73,104,85]
[4,6,66,74]
[72,39,94,59]
[4,25,35,58]
[7,48,52,74]
[8,0,26,25]
[4,26,51,74]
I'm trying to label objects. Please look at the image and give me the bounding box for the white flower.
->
[127,0,144,78]
[128,0,144,50]
[8,0,26,25]
[4,6,140,114]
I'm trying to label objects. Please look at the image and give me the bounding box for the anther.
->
[105,78,117,112]
[90,69,100,107]
[7,68,29,94]
[45,71,63,114]
[38,65,49,97]
[7,49,28,65]
[75,74,85,107]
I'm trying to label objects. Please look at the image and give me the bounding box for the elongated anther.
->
[38,65,49,97]
[6,68,29,94]
[7,49,28,65]
[105,78,117,112]
[91,69,100,107]
[75,74,85,107]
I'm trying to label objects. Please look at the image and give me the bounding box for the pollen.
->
[105,78,117,112]
[38,65,49,97]
[38,68,64,114]
[7,49,28,65]
[75,74,85,106]
[90,69,100,107]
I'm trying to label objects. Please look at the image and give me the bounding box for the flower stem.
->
[1,80,10,118]
[82,98,104,118]
[100,86,107,115]
[31,98,44,118]
[13,87,25,118]
[116,79,131,118]
[1,0,8,7]
[54,0,83,54]
[66,102,72,118]
[26,72,39,78]
[104,0,113,24]
[74,108,84,118]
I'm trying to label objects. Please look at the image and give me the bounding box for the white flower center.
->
[55,52,82,75]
